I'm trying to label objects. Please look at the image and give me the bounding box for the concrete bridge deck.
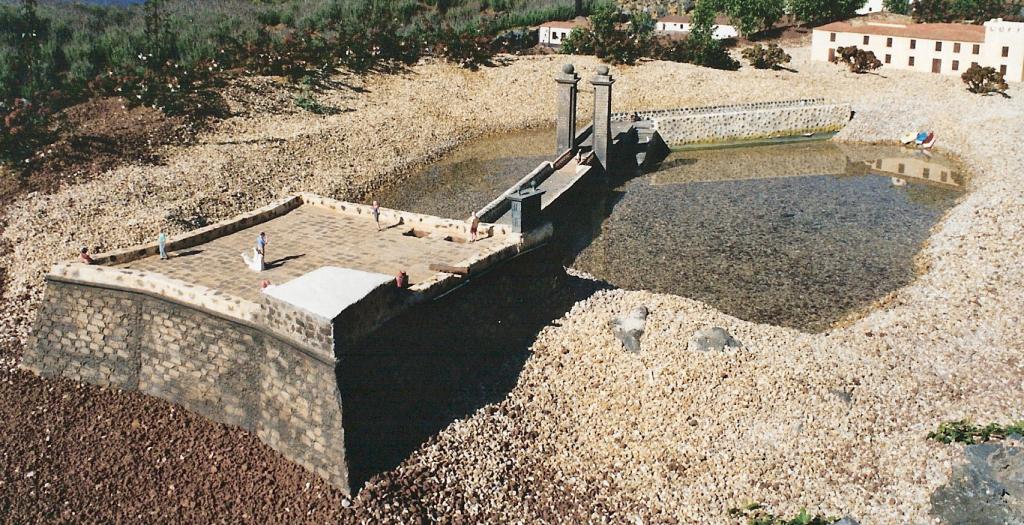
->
[117,204,510,304]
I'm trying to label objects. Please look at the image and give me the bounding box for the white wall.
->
[655,21,737,40]
[539,26,574,46]
[811,23,1024,82]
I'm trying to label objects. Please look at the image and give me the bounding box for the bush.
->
[741,43,790,69]
[928,419,1024,444]
[831,46,882,73]
[727,502,840,525]
[788,0,865,26]
[961,63,1009,94]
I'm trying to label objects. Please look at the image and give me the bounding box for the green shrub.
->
[741,43,790,69]
[961,63,1009,94]
[727,502,840,525]
[928,419,1024,444]
[831,45,882,73]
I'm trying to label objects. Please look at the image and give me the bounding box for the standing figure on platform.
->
[469,212,480,242]
[372,200,381,231]
[241,232,267,272]
[158,230,168,260]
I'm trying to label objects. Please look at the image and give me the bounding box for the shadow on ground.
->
[336,245,608,490]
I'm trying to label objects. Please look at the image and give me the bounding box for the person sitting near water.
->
[79,247,94,265]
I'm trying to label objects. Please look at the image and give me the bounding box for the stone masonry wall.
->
[612,99,852,146]
[23,279,351,494]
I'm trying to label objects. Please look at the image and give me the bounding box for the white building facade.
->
[812,18,1024,82]
[656,14,739,40]
[538,20,585,47]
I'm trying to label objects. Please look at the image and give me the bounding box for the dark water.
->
[373,127,556,220]
[385,130,964,332]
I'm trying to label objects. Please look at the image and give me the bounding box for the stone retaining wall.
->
[614,99,852,146]
[22,278,350,492]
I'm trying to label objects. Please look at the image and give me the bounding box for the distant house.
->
[856,0,913,15]
[538,19,588,47]
[655,14,738,40]
[812,17,1024,82]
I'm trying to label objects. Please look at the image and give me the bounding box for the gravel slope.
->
[2,48,1023,523]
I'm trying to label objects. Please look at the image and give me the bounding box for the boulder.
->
[930,441,1024,525]
[687,327,742,352]
[610,306,648,353]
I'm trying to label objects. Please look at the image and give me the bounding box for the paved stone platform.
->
[118,205,506,304]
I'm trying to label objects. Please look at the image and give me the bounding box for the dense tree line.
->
[910,0,1023,22]
[0,0,605,165]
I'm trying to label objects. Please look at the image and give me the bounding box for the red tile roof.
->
[540,20,587,30]
[815,20,986,43]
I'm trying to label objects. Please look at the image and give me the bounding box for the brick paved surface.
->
[118,205,505,303]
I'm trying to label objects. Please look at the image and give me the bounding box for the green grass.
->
[928,419,1024,444]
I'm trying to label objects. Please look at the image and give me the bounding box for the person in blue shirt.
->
[256,232,268,270]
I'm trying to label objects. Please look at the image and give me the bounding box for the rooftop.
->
[816,20,987,42]
[658,14,734,26]
[539,18,588,29]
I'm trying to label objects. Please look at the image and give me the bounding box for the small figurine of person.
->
[79,246,94,265]
[395,270,408,289]
[256,232,267,270]
[158,230,168,260]
[469,212,480,242]
[372,200,381,231]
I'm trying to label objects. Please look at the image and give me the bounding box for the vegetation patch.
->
[741,43,791,70]
[928,419,1024,444]
[728,502,840,525]
[961,64,1009,95]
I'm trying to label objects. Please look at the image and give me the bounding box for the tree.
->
[788,0,866,25]
[687,0,740,69]
[961,63,1008,94]
[725,0,785,37]
[883,0,911,14]
[741,43,791,68]
[912,0,1019,23]
[831,45,882,73]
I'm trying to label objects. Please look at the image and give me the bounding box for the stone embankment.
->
[1,48,1023,523]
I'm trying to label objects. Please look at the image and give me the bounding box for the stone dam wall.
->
[23,277,351,492]
[613,99,853,146]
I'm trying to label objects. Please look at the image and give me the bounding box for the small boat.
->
[914,131,929,145]
[920,132,936,149]
[900,132,918,145]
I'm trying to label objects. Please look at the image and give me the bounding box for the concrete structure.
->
[22,193,544,496]
[616,99,852,147]
[538,19,587,47]
[812,17,1024,82]
[591,65,614,170]
[555,64,580,155]
[656,14,738,40]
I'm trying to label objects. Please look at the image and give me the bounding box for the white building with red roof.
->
[656,14,738,40]
[812,17,1024,82]
[537,19,589,47]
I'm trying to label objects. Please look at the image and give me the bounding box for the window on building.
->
[973,44,980,54]
[829,48,836,61]
[887,37,893,48]
[936,41,942,52]
[830,32,836,42]
[941,172,948,182]
[954,43,961,53]
[952,60,959,71]
[898,163,905,174]
[909,56,915,66]
[863,35,870,45]
[885,54,891,64]
[922,167,930,178]
[875,160,883,169]
[1003,46,1010,57]
[1001,64,1008,76]
[972,61,979,68]
[910,39,917,49]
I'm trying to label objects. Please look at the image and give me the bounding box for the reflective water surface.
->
[381,130,964,332]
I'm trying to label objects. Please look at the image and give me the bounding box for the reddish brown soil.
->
[0,98,198,205]
[0,328,359,524]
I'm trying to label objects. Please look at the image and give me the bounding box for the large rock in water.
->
[687,327,742,352]
[930,439,1024,525]
[610,306,648,353]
